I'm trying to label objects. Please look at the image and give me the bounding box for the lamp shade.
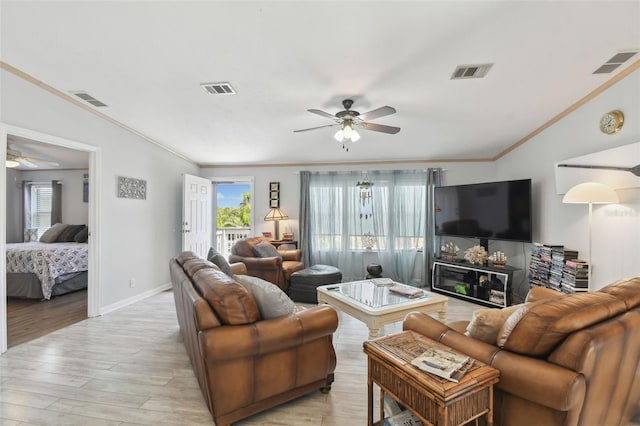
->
[264,207,288,221]
[562,182,619,204]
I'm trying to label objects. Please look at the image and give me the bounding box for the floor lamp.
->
[562,182,619,291]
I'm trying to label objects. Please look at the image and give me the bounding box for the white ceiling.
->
[1,1,639,167]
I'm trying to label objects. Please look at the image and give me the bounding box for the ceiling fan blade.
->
[18,158,39,168]
[558,163,640,177]
[358,106,396,121]
[293,123,339,133]
[307,109,337,119]
[360,122,401,135]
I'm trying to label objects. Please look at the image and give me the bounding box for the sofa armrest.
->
[279,249,302,261]
[229,262,247,275]
[200,305,338,361]
[526,285,564,303]
[403,311,585,413]
[228,255,282,270]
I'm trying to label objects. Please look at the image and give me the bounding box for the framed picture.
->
[270,182,280,191]
[270,191,279,200]
[270,199,279,208]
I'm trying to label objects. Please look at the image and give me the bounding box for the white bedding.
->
[6,242,89,300]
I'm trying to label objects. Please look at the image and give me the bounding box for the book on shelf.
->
[389,284,424,298]
[410,346,474,383]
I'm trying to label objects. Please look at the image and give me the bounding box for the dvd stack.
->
[528,243,545,288]
[562,259,589,293]
[529,244,579,289]
[549,247,579,291]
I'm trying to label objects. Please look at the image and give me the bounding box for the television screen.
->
[434,179,532,243]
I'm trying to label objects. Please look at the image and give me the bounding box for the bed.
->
[6,242,89,300]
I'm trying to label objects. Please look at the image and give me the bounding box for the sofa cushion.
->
[56,224,86,242]
[177,251,201,266]
[234,274,297,319]
[183,258,220,279]
[497,292,627,356]
[192,268,260,325]
[207,247,232,276]
[39,223,68,243]
[253,240,282,259]
[465,304,523,344]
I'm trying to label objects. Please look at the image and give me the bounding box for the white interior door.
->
[182,174,212,257]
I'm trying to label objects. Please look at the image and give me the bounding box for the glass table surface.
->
[326,279,428,308]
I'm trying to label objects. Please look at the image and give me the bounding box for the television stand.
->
[431,259,516,308]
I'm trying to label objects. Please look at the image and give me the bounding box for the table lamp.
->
[264,207,288,241]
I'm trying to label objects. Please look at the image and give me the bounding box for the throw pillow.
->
[73,226,89,243]
[207,247,232,276]
[56,224,86,242]
[234,274,297,319]
[39,223,68,243]
[252,240,282,259]
[23,228,38,242]
[465,304,523,345]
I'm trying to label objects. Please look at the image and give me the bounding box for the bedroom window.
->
[29,183,53,238]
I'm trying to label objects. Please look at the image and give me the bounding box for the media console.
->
[431,259,517,308]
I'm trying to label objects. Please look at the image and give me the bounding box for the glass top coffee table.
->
[317,279,448,339]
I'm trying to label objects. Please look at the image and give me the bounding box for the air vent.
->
[69,91,107,107]
[451,63,493,80]
[201,82,236,95]
[593,51,638,74]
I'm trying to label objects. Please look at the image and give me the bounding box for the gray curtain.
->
[299,171,311,266]
[51,180,63,224]
[22,180,32,233]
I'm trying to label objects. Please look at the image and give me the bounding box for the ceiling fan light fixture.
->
[350,130,361,142]
[334,129,344,142]
[343,121,353,139]
[5,159,19,168]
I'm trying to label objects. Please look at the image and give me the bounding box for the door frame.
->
[0,123,101,353]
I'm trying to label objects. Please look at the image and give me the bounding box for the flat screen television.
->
[434,178,532,245]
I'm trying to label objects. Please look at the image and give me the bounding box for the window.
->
[30,183,53,238]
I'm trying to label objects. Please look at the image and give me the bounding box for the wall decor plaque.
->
[117,176,147,200]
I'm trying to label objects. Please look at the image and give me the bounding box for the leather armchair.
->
[229,236,305,291]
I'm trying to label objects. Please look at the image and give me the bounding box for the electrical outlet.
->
[129,279,136,288]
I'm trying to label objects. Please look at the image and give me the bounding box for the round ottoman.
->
[289,264,342,303]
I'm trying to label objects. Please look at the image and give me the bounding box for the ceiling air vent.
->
[451,63,493,80]
[69,91,107,107]
[201,82,236,95]
[593,51,638,74]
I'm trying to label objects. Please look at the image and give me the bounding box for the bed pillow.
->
[39,223,68,243]
[234,274,297,319]
[465,304,523,344]
[56,224,86,242]
[73,226,89,243]
[207,247,232,276]
[252,240,282,259]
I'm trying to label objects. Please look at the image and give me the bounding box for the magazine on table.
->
[388,284,424,298]
[410,346,473,382]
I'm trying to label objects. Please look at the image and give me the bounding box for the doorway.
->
[1,124,101,353]
[211,176,254,257]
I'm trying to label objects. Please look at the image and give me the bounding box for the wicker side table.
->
[363,331,500,426]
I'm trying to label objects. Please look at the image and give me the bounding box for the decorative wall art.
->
[269,182,280,208]
[117,176,147,200]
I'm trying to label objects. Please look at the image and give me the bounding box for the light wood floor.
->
[6,289,88,348]
[1,290,638,425]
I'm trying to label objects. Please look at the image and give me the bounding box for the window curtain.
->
[22,181,32,236]
[303,169,438,284]
[51,180,62,224]
[299,170,312,266]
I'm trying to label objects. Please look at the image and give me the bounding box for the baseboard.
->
[99,282,172,316]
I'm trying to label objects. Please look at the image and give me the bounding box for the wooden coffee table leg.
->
[367,366,374,425]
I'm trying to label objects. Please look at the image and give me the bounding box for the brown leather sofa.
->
[229,236,305,291]
[170,251,338,426]
[403,277,640,426]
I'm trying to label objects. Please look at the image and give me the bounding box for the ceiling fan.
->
[294,99,400,151]
[6,145,60,168]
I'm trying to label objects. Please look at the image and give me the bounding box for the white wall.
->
[1,69,200,308]
[496,71,640,289]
